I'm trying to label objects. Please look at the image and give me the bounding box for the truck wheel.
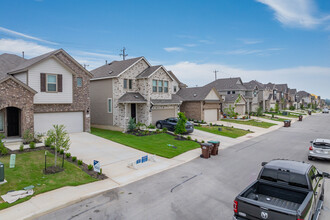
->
[320,188,324,202]
[308,156,313,161]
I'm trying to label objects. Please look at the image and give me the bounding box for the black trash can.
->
[298,115,303,121]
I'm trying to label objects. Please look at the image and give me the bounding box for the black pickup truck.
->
[233,160,330,220]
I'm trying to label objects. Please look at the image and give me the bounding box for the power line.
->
[120,47,128,60]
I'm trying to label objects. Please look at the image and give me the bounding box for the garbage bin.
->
[208,141,220,155]
[283,120,291,127]
[200,143,212,158]
[308,110,312,115]
[298,115,303,121]
[282,111,288,116]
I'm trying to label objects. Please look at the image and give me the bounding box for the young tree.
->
[275,103,279,113]
[47,125,70,167]
[175,112,187,135]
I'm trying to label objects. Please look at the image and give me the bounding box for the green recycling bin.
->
[0,162,4,182]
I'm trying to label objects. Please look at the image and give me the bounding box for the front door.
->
[131,104,136,121]
[7,107,20,136]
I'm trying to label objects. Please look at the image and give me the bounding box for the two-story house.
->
[296,91,311,108]
[204,77,247,115]
[90,57,184,131]
[0,49,92,138]
[243,80,266,112]
[275,84,289,110]
[288,88,297,109]
[263,83,277,111]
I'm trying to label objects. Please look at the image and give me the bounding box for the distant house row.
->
[0,50,325,138]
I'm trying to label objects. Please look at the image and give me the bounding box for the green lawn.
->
[91,128,200,158]
[221,119,277,128]
[265,112,299,118]
[0,151,96,210]
[259,116,287,122]
[195,126,252,138]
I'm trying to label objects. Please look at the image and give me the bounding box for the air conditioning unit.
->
[0,162,4,182]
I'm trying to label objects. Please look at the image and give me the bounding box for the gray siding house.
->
[90,57,184,131]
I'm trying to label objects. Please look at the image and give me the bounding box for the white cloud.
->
[215,48,283,56]
[0,27,58,45]
[164,47,184,52]
[184,44,197,47]
[166,61,330,98]
[0,38,54,57]
[199,39,214,44]
[238,39,263,45]
[256,0,330,29]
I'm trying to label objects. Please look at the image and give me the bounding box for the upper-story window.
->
[123,79,127,89]
[0,111,4,132]
[253,90,258,97]
[77,77,83,87]
[227,91,230,94]
[281,92,284,98]
[129,79,133,89]
[152,80,157,92]
[47,74,57,92]
[158,80,163,92]
[174,86,177,93]
[232,91,236,94]
[164,81,168,93]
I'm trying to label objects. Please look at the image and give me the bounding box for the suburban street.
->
[38,113,330,220]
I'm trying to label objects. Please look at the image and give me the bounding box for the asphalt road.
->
[38,113,330,220]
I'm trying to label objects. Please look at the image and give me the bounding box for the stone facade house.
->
[222,93,247,115]
[90,57,184,131]
[275,84,289,110]
[177,87,222,122]
[203,77,248,115]
[288,89,297,109]
[296,91,311,108]
[0,49,92,138]
[243,80,266,112]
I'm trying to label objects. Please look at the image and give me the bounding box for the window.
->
[77,77,83,87]
[47,74,57,92]
[227,91,230,94]
[164,81,168,93]
[107,98,112,113]
[232,91,236,94]
[0,111,3,132]
[129,79,133,89]
[174,86,177,92]
[152,80,157,92]
[124,79,127,89]
[158,80,163,92]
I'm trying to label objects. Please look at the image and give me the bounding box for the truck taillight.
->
[233,200,238,213]
[297,219,304,220]
[309,146,313,151]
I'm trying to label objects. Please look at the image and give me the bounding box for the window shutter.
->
[58,74,63,92]
[40,73,46,92]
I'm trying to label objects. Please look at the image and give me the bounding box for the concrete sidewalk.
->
[0,116,304,219]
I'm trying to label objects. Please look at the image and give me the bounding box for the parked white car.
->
[322,108,329,113]
[308,139,330,160]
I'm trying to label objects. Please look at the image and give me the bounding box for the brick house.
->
[0,49,92,138]
[177,87,222,122]
[90,56,185,131]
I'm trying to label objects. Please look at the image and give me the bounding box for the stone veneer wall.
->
[0,78,35,136]
[33,52,91,132]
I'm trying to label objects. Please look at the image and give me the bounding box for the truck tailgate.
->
[237,198,297,220]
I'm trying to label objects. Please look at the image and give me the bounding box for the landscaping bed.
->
[0,150,97,210]
[265,112,299,118]
[91,127,200,158]
[195,125,252,138]
[259,116,287,122]
[221,119,277,128]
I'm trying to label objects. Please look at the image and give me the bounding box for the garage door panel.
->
[34,112,83,133]
[152,109,176,124]
[204,109,218,122]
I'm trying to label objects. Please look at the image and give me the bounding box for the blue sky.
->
[0,0,329,98]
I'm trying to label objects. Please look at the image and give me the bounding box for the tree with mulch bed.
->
[174,112,187,139]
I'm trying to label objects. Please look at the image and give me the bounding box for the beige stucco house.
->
[0,49,92,138]
[90,57,185,131]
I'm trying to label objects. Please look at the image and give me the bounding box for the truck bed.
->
[246,193,301,211]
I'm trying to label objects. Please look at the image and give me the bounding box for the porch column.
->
[263,100,266,111]
[124,103,127,132]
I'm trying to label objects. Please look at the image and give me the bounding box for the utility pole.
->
[214,70,219,80]
[120,47,128,60]
[22,51,24,58]
[83,64,89,69]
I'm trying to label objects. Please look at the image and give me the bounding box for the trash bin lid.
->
[284,120,291,122]
[201,143,213,146]
[208,141,220,144]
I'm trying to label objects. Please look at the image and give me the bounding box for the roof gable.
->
[0,75,37,94]
[204,77,246,91]
[177,86,221,101]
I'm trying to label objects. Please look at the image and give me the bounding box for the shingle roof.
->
[224,94,246,103]
[118,92,147,103]
[136,65,161,79]
[289,88,297,95]
[91,57,143,79]
[204,77,246,91]
[243,80,265,90]
[0,53,26,79]
[176,87,220,101]
[151,94,182,105]
[275,84,288,93]
[264,83,276,90]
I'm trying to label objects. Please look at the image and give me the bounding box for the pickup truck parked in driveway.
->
[233,160,330,220]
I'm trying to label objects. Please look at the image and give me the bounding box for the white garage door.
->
[204,109,218,122]
[152,108,176,124]
[34,112,84,133]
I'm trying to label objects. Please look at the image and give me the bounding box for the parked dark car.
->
[233,159,330,220]
[156,117,194,133]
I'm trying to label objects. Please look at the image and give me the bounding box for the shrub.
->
[201,140,205,143]
[50,145,55,149]
[72,156,77,162]
[269,107,274,112]
[77,160,83,165]
[1,147,8,155]
[29,142,36,149]
[209,123,212,126]
[195,139,198,142]
[44,137,52,147]
[175,112,187,135]
[66,152,71,158]
[256,107,263,117]
[128,118,136,131]
[187,136,192,140]
[19,144,24,152]
[275,103,279,113]
[23,129,35,144]
[289,106,295,110]
[60,149,64,154]
[34,132,44,143]
[162,127,168,133]
[136,122,146,130]
[147,124,156,129]
[98,168,103,175]
[88,164,93,170]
